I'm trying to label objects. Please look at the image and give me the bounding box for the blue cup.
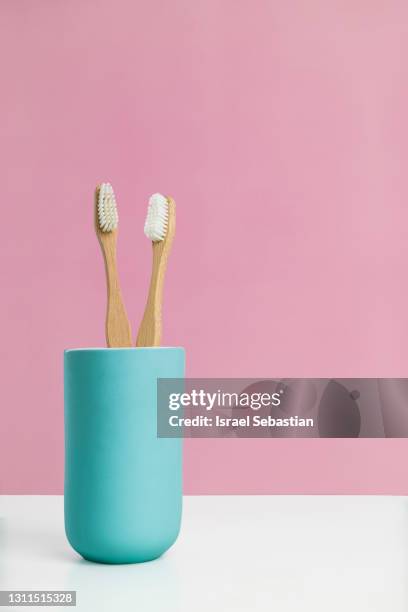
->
[64,347,184,564]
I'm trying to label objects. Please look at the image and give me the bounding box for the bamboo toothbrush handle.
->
[136,241,168,347]
[136,195,175,348]
[100,233,132,348]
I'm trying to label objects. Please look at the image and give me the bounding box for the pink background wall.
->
[2,0,408,494]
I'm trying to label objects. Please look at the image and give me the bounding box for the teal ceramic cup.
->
[64,347,184,564]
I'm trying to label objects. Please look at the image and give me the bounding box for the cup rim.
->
[64,347,184,353]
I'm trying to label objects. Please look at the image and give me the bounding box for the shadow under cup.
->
[64,347,185,564]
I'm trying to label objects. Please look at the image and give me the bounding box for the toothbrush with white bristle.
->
[136,193,176,347]
[95,183,132,347]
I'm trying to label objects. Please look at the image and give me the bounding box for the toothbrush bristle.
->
[144,193,169,242]
[97,183,118,232]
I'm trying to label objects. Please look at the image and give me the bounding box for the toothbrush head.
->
[97,183,118,232]
[144,193,169,242]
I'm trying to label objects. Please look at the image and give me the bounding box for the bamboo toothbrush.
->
[95,183,132,347]
[136,193,176,347]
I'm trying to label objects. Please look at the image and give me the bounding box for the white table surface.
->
[0,495,407,611]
